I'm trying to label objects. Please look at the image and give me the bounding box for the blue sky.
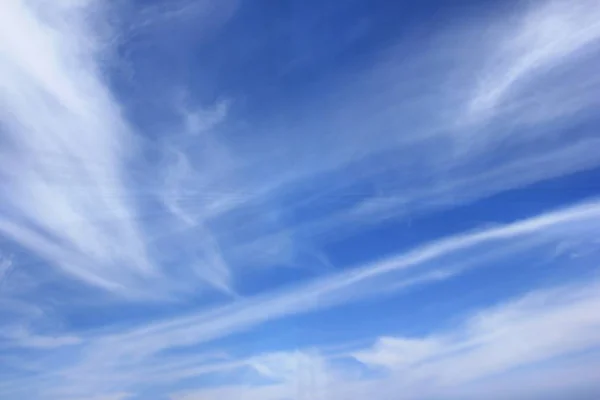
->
[1,0,600,399]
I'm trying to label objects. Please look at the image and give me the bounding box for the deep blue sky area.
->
[2,0,600,399]
[120,0,505,135]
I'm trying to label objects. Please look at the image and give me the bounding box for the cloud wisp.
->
[0,0,156,294]
[1,0,600,399]
[2,199,596,399]
[172,277,600,400]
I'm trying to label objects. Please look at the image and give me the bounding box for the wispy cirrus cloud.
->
[2,0,600,399]
[0,0,239,298]
[347,278,600,399]
[1,327,81,349]
[3,0,597,298]
[175,0,600,257]
[2,199,596,399]
[467,0,600,121]
[83,199,600,359]
[170,277,600,400]
[0,0,154,294]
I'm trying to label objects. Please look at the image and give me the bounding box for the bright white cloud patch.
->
[1,0,600,399]
[353,279,600,383]
[0,0,154,293]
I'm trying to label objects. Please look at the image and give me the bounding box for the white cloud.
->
[467,0,600,120]
[156,99,238,294]
[0,0,156,294]
[2,0,600,399]
[349,278,600,397]
[173,350,337,400]
[195,0,600,250]
[171,277,600,400]
[353,336,443,369]
[317,136,600,234]
[74,393,133,400]
[174,278,600,400]
[0,255,12,284]
[1,326,81,349]
[0,1,234,298]
[3,0,598,301]
[21,199,597,399]
[130,0,239,36]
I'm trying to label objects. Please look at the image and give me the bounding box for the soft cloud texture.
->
[1,0,600,399]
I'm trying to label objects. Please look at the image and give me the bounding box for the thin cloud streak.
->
[33,199,600,398]
[2,0,600,399]
[185,0,600,255]
[317,136,600,236]
[467,0,600,119]
[0,0,154,294]
[348,278,600,398]
[174,277,600,400]
[2,0,598,299]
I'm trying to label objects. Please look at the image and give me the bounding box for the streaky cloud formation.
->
[0,0,154,293]
[467,0,600,120]
[1,0,600,399]
[173,277,600,400]
[5,200,600,399]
